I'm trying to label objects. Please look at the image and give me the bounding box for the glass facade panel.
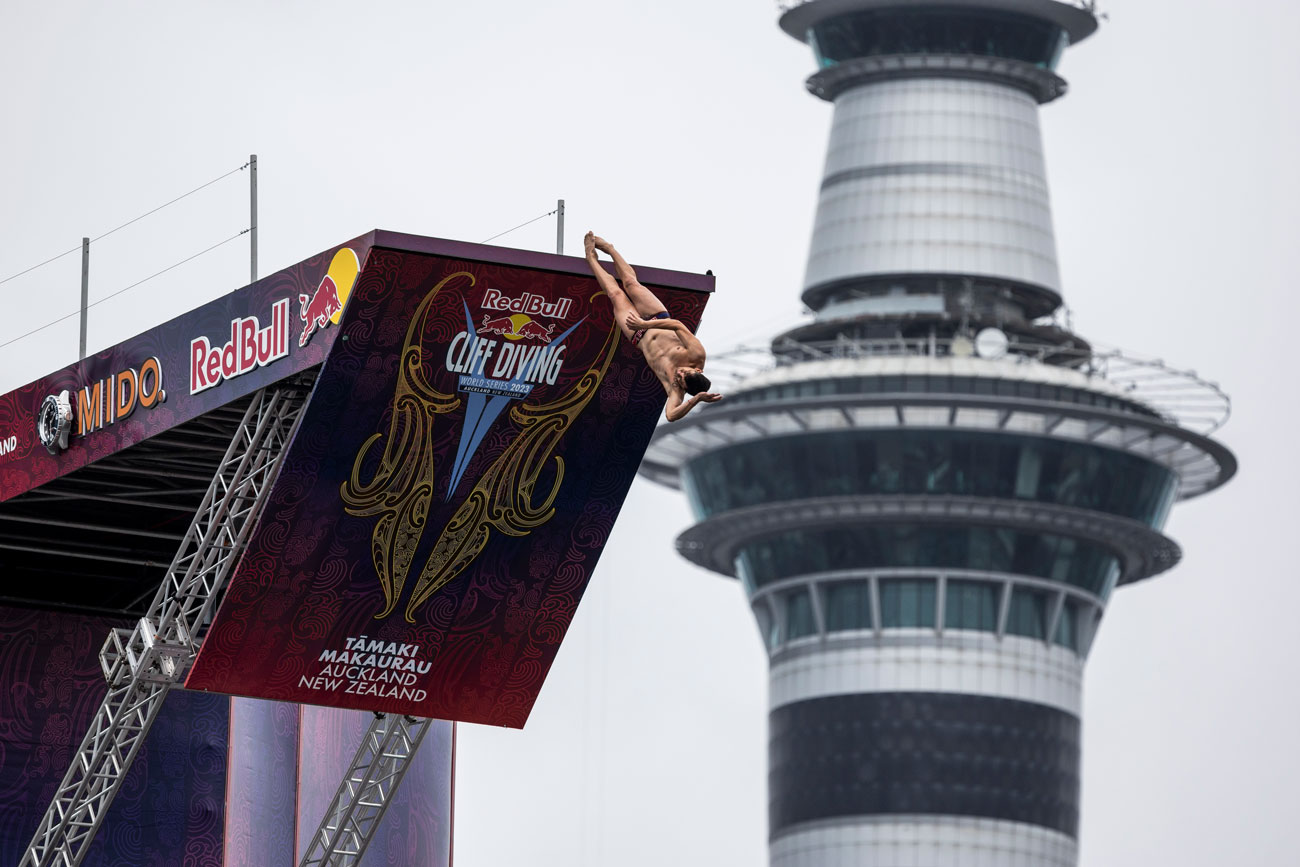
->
[759,577,1090,653]
[770,693,1081,836]
[944,580,999,632]
[685,429,1177,529]
[810,7,1069,69]
[785,589,817,640]
[1054,598,1079,651]
[824,581,873,632]
[879,579,936,628]
[1006,588,1048,639]
[732,525,1120,597]
[754,601,777,651]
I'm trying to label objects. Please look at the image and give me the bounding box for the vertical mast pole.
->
[79,238,89,359]
[556,199,565,255]
[249,154,258,284]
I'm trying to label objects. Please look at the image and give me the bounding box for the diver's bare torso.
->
[583,231,720,421]
[639,330,703,395]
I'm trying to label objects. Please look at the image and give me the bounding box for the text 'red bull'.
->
[190,298,290,395]
[481,288,572,320]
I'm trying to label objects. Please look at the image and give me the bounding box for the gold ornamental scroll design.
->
[400,303,619,623]
[339,272,469,619]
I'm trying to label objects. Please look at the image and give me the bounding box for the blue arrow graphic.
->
[445,302,584,500]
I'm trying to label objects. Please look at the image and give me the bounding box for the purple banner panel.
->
[224,698,300,866]
[0,606,228,866]
[187,237,712,726]
[0,234,373,502]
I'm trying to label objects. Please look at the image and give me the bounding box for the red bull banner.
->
[184,234,712,726]
[0,236,372,501]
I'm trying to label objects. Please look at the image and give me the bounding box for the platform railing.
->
[704,335,1231,436]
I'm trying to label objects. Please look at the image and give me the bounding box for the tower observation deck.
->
[642,2,1236,865]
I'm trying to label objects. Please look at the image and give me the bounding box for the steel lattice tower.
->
[640,2,1236,865]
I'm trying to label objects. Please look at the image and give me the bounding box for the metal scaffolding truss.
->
[21,380,312,867]
[299,713,435,867]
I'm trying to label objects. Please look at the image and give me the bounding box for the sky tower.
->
[640,1,1236,865]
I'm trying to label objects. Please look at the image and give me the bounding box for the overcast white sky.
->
[1,1,1297,865]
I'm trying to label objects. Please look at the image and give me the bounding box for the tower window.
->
[879,579,937,628]
[1006,587,1048,639]
[1054,598,1080,651]
[784,588,818,640]
[824,580,874,632]
[810,7,1069,70]
[944,580,999,632]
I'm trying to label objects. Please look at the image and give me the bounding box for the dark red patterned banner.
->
[0,234,374,501]
[186,236,711,726]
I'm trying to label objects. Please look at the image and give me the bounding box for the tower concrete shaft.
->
[642,2,1236,865]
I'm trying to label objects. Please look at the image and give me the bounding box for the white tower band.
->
[641,2,1236,865]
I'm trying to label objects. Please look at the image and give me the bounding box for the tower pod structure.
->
[641,3,1236,865]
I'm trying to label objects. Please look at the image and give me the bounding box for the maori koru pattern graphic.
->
[342,272,619,622]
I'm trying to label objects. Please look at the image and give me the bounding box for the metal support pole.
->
[79,238,89,359]
[556,199,564,255]
[20,379,312,867]
[249,154,258,284]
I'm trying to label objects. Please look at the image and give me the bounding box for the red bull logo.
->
[299,248,361,347]
[480,314,555,342]
[190,300,290,395]
[300,276,342,346]
[481,288,572,320]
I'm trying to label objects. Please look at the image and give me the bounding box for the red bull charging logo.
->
[477,287,571,343]
[479,314,555,342]
[299,247,361,347]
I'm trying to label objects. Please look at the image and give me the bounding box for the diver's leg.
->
[592,236,668,317]
[586,232,638,339]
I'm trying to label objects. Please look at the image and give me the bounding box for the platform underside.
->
[0,391,266,616]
